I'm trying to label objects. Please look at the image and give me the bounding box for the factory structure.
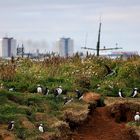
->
[0,37,17,58]
[57,37,74,57]
[0,36,138,59]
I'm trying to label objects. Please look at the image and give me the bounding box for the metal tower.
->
[81,22,122,56]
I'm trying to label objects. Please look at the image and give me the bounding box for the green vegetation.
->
[1,56,140,95]
[0,55,140,139]
[127,121,140,127]
[0,90,65,138]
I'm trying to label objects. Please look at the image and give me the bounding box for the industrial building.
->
[58,38,74,57]
[0,37,17,58]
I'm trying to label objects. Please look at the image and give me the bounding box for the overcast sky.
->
[0,0,140,53]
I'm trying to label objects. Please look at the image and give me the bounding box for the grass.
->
[127,121,140,128]
[0,55,140,139]
[0,90,71,139]
[0,89,90,139]
[1,56,140,94]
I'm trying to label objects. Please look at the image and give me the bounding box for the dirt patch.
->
[0,129,15,140]
[82,92,105,107]
[82,92,101,103]
[71,106,138,140]
[109,102,140,123]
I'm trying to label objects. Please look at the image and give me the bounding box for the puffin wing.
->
[104,65,112,74]
[7,123,12,130]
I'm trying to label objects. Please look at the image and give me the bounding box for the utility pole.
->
[21,44,24,58]
[81,21,122,56]
[96,22,101,56]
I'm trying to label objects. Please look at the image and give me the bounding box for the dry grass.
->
[62,102,89,123]
[105,97,140,106]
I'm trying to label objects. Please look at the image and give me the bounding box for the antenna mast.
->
[97,22,101,56]
[81,17,122,56]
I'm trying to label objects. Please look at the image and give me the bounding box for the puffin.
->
[38,124,44,133]
[54,86,63,97]
[104,65,116,77]
[75,90,83,100]
[97,84,101,90]
[64,97,73,105]
[0,83,4,89]
[118,89,124,98]
[7,121,15,131]
[44,87,49,95]
[134,112,140,122]
[37,85,43,93]
[9,86,15,92]
[131,88,138,98]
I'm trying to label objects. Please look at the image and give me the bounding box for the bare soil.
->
[71,106,134,140]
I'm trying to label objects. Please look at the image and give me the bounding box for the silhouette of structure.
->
[58,38,74,57]
[0,37,17,58]
[82,21,122,56]
[17,44,24,58]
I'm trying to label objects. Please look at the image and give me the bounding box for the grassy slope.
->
[0,55,140,139]
[0,90,88,139]
[1,56,140,95]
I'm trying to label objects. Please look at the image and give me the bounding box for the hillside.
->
[0,55,140,95]
[72,97,140,140]
[0,55,140,139]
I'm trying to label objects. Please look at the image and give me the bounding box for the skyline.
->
[0,0,140,54]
